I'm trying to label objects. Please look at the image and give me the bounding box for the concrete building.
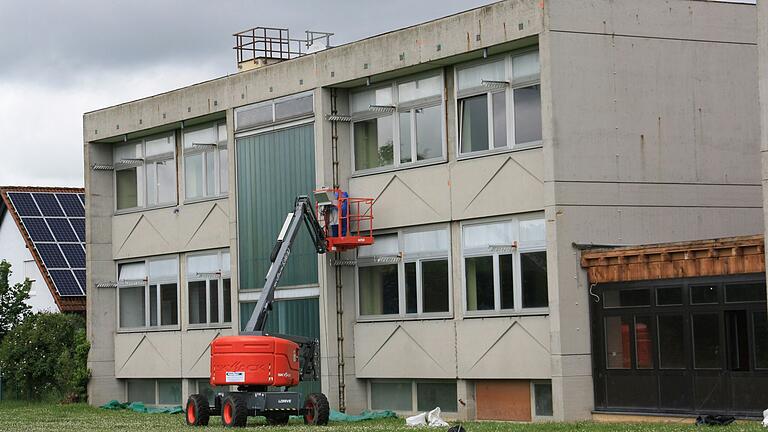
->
[84,0,762,421]
[0,186,86,313]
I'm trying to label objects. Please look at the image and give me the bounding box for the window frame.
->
[454,47,542,159]
[186,249,233,329]
[367,379,458,414]
[530,380,554,420]
[182,121,228,203]
[116,255,180,333]
[125,378,182,407]
[234,91,315,133]
[460,213,548,317]
[350,70,447,175]
[113,132,177,214]
[355,224,453,321]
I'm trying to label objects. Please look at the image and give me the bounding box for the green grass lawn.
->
[0,402,764,432]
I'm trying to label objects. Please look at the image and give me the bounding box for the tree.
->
[0,312,90,401]
[0,260,32,342]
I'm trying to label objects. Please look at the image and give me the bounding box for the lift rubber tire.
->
[185,394,210,426]
[266,413,291,425]
[303,393,330,426]
[222,394,248,428]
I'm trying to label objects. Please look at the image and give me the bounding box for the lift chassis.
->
[186,196,330,427]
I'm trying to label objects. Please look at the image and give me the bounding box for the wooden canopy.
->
[580,235,765,284]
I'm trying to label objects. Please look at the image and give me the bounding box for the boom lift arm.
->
[242,195,327,334]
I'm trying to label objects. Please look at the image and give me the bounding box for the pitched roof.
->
[0,186,85,312]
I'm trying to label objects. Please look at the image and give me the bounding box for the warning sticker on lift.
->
[225,372,245,383]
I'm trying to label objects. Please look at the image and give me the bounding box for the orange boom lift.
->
[185,189,373,427]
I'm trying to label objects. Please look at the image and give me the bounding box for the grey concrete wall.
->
[544,0,761,421]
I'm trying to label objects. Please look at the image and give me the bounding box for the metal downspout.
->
[330,88,346,413]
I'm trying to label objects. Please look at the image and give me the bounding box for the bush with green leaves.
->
[0,260,32,342]
[0,312,90,402]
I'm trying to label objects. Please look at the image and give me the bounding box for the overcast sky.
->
[0,0,491,188]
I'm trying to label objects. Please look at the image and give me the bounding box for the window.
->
[351,72,444,172]
[456,49,541,156]
[235,93,314,132]
[357,227,450,318]
[126,379,181,406]
[370,380,457,413]
[532,381,553,417]
[657,315,686,369]
[462,216,547,314]
[117,256,179,330]
[183,122,228,200]
[114,133,176,211]
[194,379,227,405]
[187,250,232,326]
[692,313,721,369]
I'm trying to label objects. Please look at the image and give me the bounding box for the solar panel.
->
[49,270,82,296]
[73,269,86,293]
[70,218,85,242]
[32,193,64,217]
[36,243,69,269]
[59,244,85,268]
[6,189,86,298]
[56,194,84,217]
[46,218,79,242]
[7,192,40,217]
[21,218,54,242]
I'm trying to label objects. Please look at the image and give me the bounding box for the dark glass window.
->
[422,260,449,313]
[635,316,653,369]
[692,314,721,369]
[465,256,494,311]
[605,316,632,369]
[405,262,417,314]
[604,288,651,308]
[521,251,548,308]
[658,315,685,369]
[691,285,718,304]
[754,312,768,369]
[359,265,399,315]
[417,382,457,412]
[533,382,553,417]
[656,286,683,306]
[499,254,514,309]
[725,283,767,303]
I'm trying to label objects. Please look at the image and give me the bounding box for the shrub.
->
[0,312,90,402]
[0,260,32,342]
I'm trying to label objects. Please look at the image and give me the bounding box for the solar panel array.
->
[7,192,86,296]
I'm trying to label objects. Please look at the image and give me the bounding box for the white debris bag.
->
[406,407,449,427]
[427,407,450,427]
[762,408,768,427]
[406,412,427,427]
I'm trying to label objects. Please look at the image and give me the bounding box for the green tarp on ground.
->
[100,400,182,414]
[329,409,397,422]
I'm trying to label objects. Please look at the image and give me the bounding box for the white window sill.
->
[183,195,229,206]
[356,313,453,323]
[462,309,549,319]
[351,158,447,178]
[186,323,233,331]
[116,325,181,334]
[456,142,543,162]
[114,202,178,216]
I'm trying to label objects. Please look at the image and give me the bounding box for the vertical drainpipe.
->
[330,88,346,413]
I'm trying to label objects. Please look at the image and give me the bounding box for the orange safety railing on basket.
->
[314,188,374,252]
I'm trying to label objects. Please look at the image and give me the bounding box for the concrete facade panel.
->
[114,332,182,378]
[450,149,545,220]
[548,32,759,184]
[181,329,233,377]
[353,320,457,379]
[112,199,229,259]
[456,316,550,379]
[547,0,756,44]
[348,164,451,229]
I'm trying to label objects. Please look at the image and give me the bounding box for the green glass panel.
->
[236,124,318,290]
